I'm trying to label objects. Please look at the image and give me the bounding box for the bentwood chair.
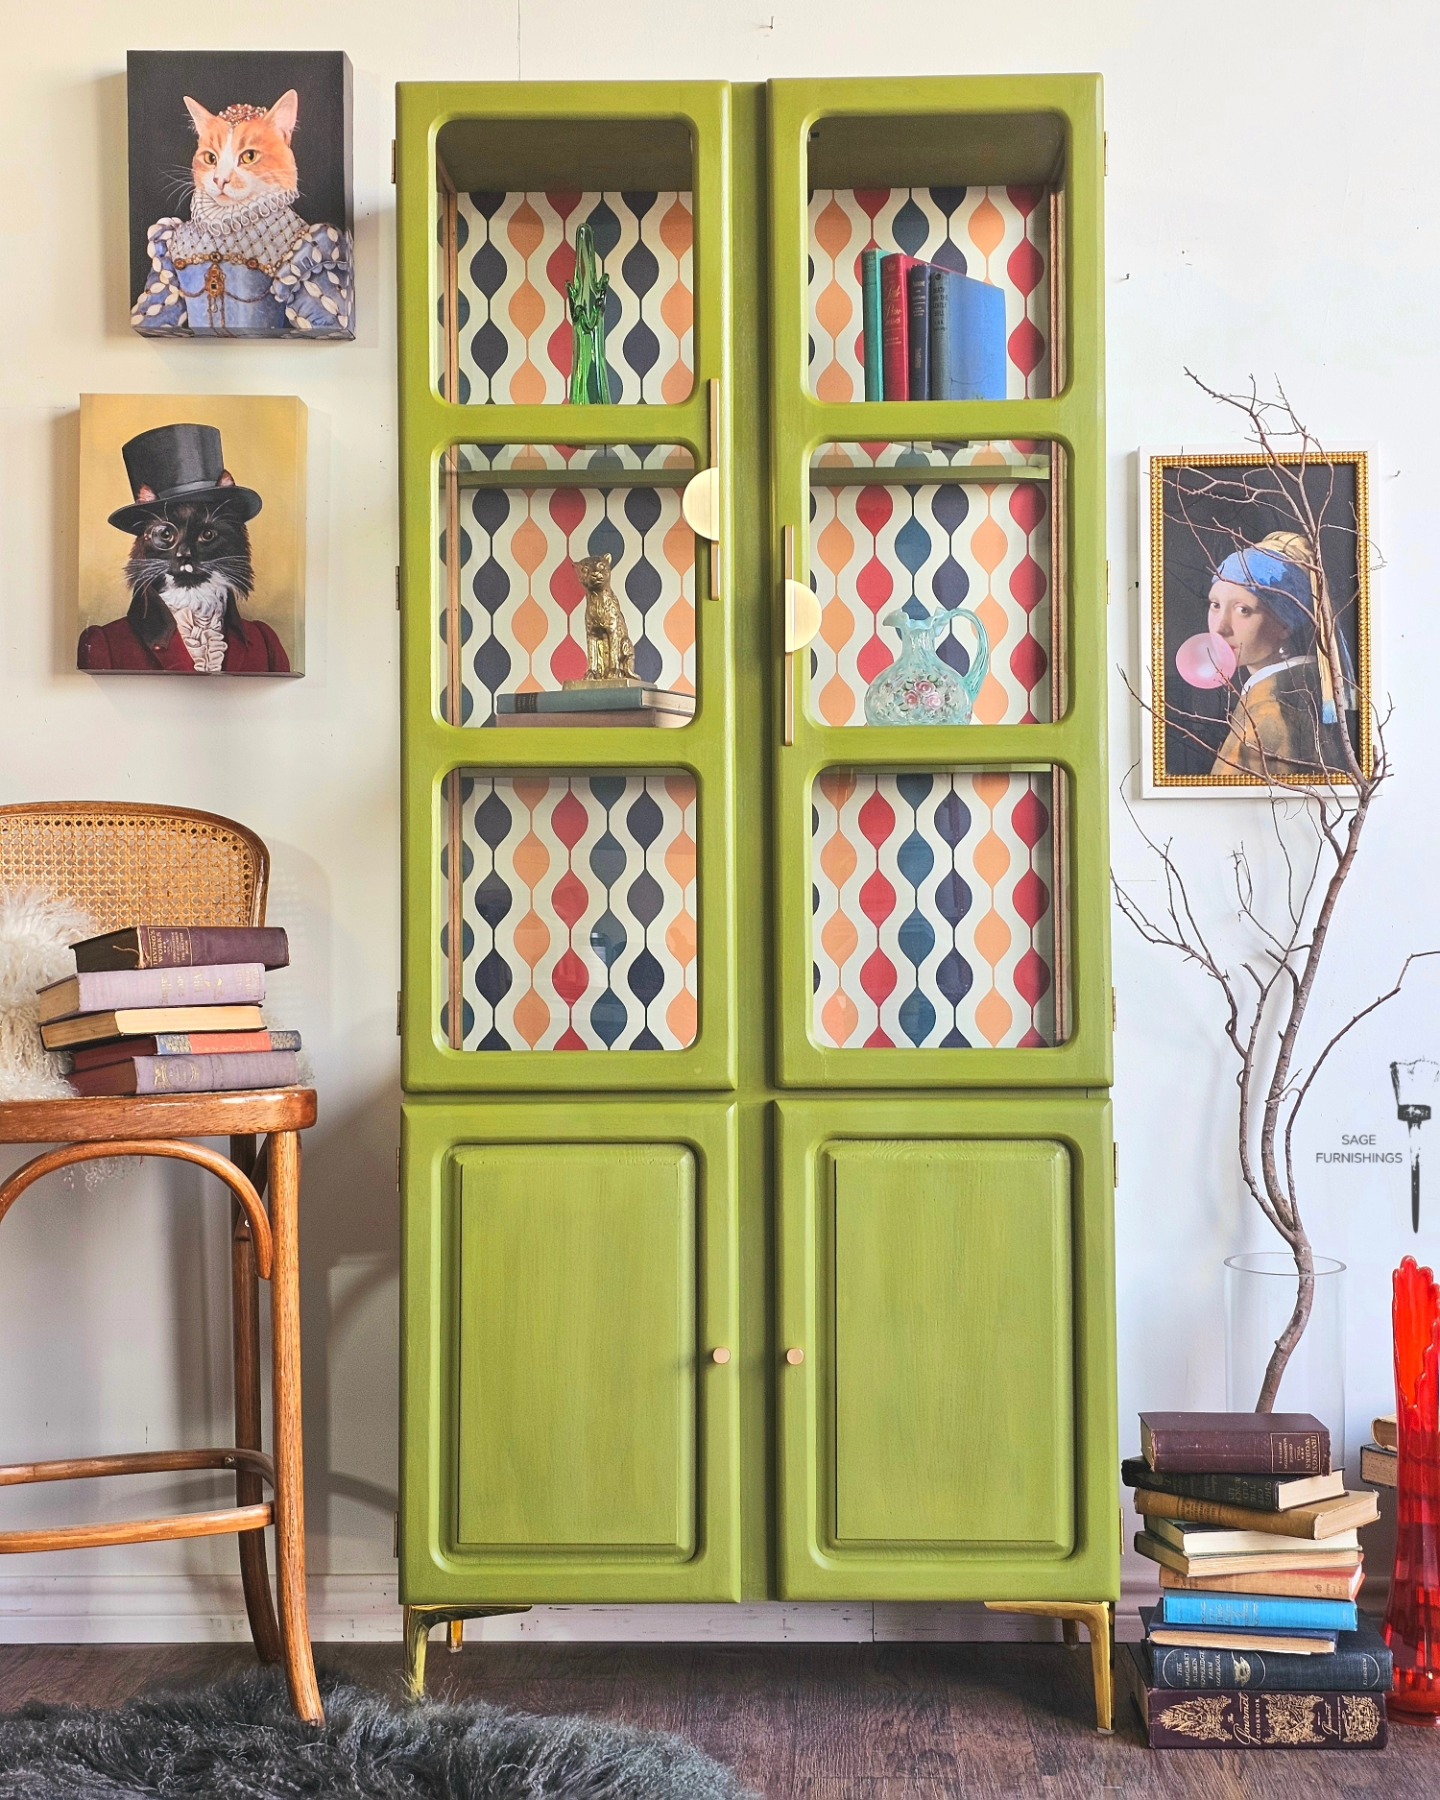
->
[0,802,321,1723]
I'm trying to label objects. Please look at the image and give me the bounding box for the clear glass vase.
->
[1224,1251,1347,1462]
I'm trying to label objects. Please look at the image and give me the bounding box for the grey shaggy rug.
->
[0,1666,756,1799]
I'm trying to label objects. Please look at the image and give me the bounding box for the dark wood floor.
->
[0,1640,1436,1797]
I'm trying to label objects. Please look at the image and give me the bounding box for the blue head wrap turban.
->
[1213,542,1355,723]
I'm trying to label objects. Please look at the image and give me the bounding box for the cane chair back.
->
[0,803,268,933]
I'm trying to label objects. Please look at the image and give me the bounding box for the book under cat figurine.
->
[37,963,266,1024]
[41,1006,266,1051]
[494,686,694,725]
[1140,1411,1330,1475]
[68,1051,300,1097]
[71,925,289,973]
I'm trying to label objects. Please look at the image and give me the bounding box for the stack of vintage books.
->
[1122,1411,1390,1752]
[38,924,299,1096]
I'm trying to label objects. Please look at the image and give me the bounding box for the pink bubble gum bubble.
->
[1175,632,1237,690]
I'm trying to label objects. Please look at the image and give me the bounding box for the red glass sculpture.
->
[1385,1256,1440,1722]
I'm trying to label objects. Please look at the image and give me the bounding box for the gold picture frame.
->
[1139,448,1373,795]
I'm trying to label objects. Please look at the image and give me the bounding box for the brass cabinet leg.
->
[985,1600,1114,1732]
[229,1137,283,1667]
[268,1130,323,1727]
[403,1606,531,1699]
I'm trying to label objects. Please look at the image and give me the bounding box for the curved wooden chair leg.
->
[268,1130,323,1726]
[230,1138,282,1667]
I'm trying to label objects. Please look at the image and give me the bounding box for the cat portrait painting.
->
[127,50,353,340]
[77,396,306,677]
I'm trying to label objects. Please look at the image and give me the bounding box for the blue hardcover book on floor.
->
[929,268,1007,401]
[1158,1592,1358,1632]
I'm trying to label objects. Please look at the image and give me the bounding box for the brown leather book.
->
[1140,1411,1330,1475]
[1134,1486,1380,1540]
[1373,1415,1398,1450]
[72,925,290,973]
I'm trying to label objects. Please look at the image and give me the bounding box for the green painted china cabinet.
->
[398,74,1118,1722]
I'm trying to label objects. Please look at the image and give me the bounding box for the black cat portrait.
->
[78,422,290,674]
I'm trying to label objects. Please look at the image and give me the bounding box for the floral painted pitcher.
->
[864,604,991,727]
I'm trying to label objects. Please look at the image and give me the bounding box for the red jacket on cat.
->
[78,614,290,674]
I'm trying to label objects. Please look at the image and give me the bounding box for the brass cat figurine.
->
[572,552,638,684]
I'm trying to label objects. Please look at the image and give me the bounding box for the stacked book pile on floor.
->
[860,249,1007,401]
[39,924,298,1096]
[1121,1410,1390,1752]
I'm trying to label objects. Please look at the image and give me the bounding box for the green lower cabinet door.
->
[775,1097,1118,1601]
[402,1101,740,1605]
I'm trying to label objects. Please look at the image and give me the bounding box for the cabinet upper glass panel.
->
[435,117,696,406]
[810,766,1066,1051]
[443,768,699,1054]
[805,112,1062,404]
[808,442,1059,727]
[438,444,698,729]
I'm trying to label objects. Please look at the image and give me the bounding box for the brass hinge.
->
[391,139,397,184]
[393,1510,400,1558]
[396,566,402,611]
[1113,1143,1120,1188]
[396,1146,402,1192]
[1103,132,1109,177]
[1111,985,1117,1030]
[397,990,403,1035]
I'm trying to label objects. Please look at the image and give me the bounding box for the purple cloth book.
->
[38,963,267,1023]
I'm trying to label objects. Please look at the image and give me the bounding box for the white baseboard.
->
[0,1576,1161,1645]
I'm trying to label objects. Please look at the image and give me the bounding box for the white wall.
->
[1,1,1433,1641]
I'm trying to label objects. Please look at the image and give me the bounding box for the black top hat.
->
[108,423,263,534]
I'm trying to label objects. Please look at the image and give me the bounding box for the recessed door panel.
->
[456,1142,694,1552]
[830,1139,1072,1547]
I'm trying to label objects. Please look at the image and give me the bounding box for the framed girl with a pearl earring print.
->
[1139,448,1374,796]
[127,50,353,339]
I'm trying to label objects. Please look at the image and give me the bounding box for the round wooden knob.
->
[710,1347,731,1365]
[785,1347,805,1366]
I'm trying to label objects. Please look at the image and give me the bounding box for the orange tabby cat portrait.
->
[129,53,354,339]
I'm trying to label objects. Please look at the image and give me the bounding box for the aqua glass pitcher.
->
[863,604,991,726]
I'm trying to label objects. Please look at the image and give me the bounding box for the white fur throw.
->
[0,886,94,1100]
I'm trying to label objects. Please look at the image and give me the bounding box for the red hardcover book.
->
[68,1051,300,1098]
[72,925,290,973]
[1140,1411,1330,1476]
[879,254,918,401]
[68,1029,299,1072]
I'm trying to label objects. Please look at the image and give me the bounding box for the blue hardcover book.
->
[930,268,1007,401]
[860,249,883,402]
[1158,1592,1358,1633]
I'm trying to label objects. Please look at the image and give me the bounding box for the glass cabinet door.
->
[398,82,736,1094]
[768,78,1109,1089]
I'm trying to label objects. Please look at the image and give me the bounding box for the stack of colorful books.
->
[38,924,299,1096]
[861,250,1007,402]
[1121,1410,1390,1752]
